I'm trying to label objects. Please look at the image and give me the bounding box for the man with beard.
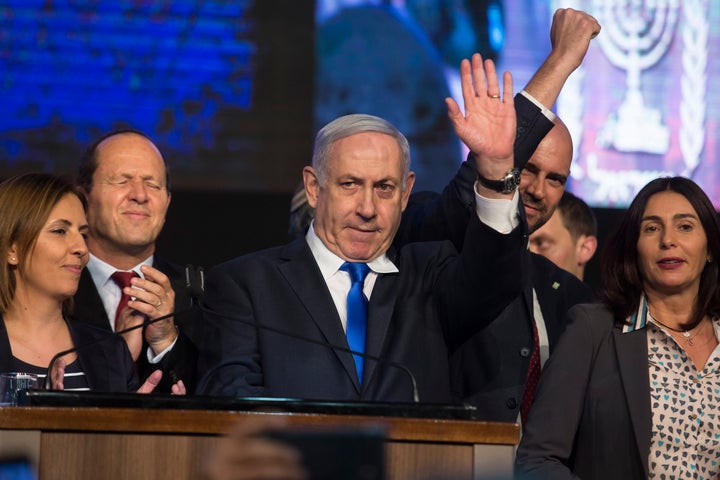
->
[396,8,598,423]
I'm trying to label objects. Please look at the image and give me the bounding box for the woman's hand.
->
[49,357,67,390]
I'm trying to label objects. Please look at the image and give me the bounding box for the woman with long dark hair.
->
[515,177,720,479]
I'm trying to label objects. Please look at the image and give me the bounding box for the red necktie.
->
[520,319,541,429]
[110,271,139,330]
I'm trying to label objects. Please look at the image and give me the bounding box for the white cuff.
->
[474,185,520,234]
[520,90,556,122]
[146,332,179,364]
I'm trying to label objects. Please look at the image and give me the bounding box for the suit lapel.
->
[66,319,112,391]
[0,316,15,369]
[521,253,537,331]
[277,241,361,391]
[363,270,398,388]
[153,257,192,310]
[530,254,566,345]
[73,269,111,330]
[614,327,651,478]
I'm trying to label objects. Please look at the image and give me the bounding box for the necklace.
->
[650,316,704,346]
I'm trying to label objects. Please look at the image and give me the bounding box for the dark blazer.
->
[73,256,200,392]
[396,94,595,419]
[515,303,650,479]
[449,253,594,420]
[197,213,525,403]
[0,314,139,392]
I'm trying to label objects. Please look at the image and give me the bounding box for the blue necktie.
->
[340,262,371,383]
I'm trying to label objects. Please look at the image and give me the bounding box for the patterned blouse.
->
[624,296,720,479]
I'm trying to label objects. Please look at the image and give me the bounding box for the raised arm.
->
[397,8,601,249]
[447,54,516,196]
[524,8,601,109]
[437,57,525,345]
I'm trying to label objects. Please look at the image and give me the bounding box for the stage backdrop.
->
[314,0,720,206]
[3,1,717,203]
[0,0,315,193]
[1,1,717,284]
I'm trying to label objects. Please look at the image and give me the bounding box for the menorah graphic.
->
[593,0,680,155]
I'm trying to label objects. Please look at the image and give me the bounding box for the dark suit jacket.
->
[396,94,595,419]
[73,256,200,392]
[515,303,650,479]
[197,213,525,403]
[0,314,139,392]
[449,253,594,420]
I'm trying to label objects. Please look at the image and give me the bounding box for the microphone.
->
[44,264,207,391]
[44,307,197,390]
[184,265,205,305]
[197,303,420,403]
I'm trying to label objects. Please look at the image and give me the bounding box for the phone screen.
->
[0,457,36,480]
[265,426,385,480]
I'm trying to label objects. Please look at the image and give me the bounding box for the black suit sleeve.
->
[68,320,141,393]
[436,212,527,351]
[136,330,198,392]
[513,93,556,170]
[195,263,266,397]
[139,258,203,392]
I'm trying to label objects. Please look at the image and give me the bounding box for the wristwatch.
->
[477,168,521,194]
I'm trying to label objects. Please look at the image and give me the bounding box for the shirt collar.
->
[627,293,720,341]
[304,221,398,280]
[622,293,651,333]
[86,253,154,292]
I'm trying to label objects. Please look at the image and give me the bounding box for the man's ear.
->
[576,235,598,266]
[303,166,320,209]
[401,171,416,211]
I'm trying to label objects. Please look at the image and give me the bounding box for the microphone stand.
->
[196,304,421,403]
[43,308,194,391]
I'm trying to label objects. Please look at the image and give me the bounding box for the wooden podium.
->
[0,395,519,480]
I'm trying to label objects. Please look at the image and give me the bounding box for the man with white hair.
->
[197,57,524,402]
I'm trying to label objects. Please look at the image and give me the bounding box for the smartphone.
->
[265,425,385,480]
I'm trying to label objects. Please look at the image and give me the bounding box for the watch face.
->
[502,169,520,193]
[479,168,520,193]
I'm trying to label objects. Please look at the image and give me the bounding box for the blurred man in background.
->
[529,191,597,281]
